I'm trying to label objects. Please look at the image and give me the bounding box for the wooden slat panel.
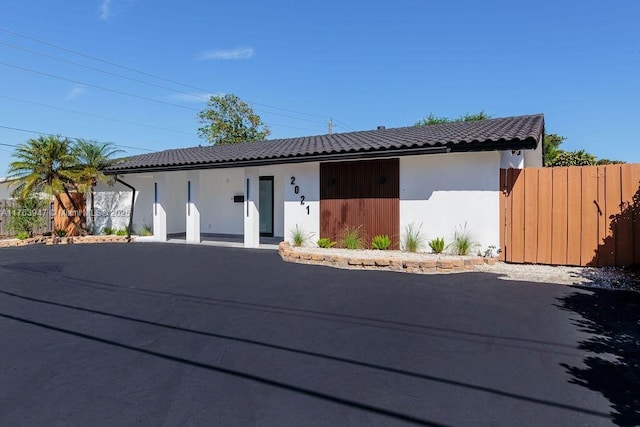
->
[601,165,621,266]
[630,165,640,266]
[499,169,507,261]
[581,167,599,266]
[596,166,608,266]
[566,168,582,266]
[509,168,525,263]
[551,167,568,265]
[523,168,539,263]
[617,165,637,267]
[537,168,553,264]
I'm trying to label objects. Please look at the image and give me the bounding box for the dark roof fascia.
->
[105,145,451,175]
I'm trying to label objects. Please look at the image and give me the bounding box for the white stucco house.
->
[0,177,15,200]
[97,114,544,250]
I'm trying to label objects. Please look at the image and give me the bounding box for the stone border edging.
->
[278,241,496,274]
[0,235,134,248]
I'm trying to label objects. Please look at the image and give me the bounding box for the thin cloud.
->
[197,47,254,61]
[64,85,87,101]
[168,92,223,103]
[99,0,112,21]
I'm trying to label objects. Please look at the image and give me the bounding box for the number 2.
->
[290,177,296,185]
[300,195,305,205]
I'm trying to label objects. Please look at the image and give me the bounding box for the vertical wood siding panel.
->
[618,165,636,267]
[601,165,621,266]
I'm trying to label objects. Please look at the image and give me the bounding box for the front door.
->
[259,176,274,237]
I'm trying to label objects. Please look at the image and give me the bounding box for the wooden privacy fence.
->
[500,164,640,267]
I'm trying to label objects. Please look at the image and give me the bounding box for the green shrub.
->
[16,231,30,240]
[317,237,337,248]
[4,196,46,237]
[55,229,67,237]
[341,225,365,249]
[116,229,128,236]
[371,235,391,250]
[428,237,446,254]
[102,227,114,235]
[401,223,423,252]
[139,224,153,236]
[290,224,311,247]
[450,222,479,255]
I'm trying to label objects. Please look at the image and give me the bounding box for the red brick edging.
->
[278,242,496,274]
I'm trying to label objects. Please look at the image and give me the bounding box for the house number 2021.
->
[290,176,309,215]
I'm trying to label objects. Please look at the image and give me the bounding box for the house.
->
[99,114,544,250]
[0,177,16,200]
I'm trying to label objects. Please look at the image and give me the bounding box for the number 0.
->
[294,185,299,194]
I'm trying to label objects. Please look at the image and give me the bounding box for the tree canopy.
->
[415,111,493,126]
[197,94,271,145]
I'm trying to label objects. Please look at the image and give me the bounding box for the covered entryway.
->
[320,158,400,248]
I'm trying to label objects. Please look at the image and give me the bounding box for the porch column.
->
[244,167,260,248]
[152,174,167,241]
[186,172,201,243]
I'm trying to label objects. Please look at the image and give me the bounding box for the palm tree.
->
[75,140,123,234]
[7,135,83,233]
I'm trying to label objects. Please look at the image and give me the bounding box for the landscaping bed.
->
[278,241,496,274]
[0,235,133,248]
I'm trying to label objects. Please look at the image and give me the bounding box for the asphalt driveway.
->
[0,243,637,426]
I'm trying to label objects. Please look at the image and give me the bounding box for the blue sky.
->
[1,0,639,175]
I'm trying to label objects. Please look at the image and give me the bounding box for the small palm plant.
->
[317,237,337,248]
[429,237,446,254]
[371,235,391,250]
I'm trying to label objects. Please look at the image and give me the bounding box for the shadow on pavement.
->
[556,287,640,426]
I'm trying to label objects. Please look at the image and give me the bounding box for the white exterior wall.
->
[400,152,501,252]
[93,175,154,233]
[282,162,320,245]
[164,171,187,234]
[198,168,245,235]
[524,137,544,167]
[0,180,13,199]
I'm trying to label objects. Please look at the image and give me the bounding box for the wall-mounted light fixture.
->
[511,149,522,156]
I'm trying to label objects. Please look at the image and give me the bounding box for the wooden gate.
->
[320,159,400,249]
[500,164,640,267]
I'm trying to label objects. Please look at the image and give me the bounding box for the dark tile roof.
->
[106,113,543,174]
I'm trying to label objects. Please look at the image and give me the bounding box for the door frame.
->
[259,176,274,237]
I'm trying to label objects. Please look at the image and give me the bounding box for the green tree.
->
[75,140,123,234]
[197,94,271,145]
[415,110,492,126]
[7,135,84,233]
[543,133,565,166]
[547,150,597,167]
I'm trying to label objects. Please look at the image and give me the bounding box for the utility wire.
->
[0,95,195,136]
[0,41,328,125]
[0,124,155,152]
[0,61,199,111]
[0,25,337,122]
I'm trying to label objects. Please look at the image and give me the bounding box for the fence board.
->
[501,164,640,267]
[537,170,553,264]
[509,169,525,263]
[523,169,539,263]
[551,168,568,265]
[499,170,507,261]
[566,168,582,266]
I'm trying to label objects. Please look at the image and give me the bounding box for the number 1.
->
[306,205,310,215]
